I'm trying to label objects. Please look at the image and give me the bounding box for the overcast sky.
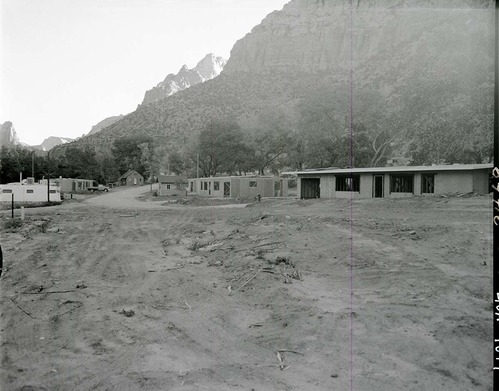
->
[0,0,289,145]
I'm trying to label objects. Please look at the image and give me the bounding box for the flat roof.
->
[189,176,276,180]
[283,163,493,175]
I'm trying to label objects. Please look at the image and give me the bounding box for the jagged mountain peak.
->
[142,53,227,105]
[32,136,74,152]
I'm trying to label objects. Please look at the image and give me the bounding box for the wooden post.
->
[11,194,14,218]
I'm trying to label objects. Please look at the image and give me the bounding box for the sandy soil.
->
[0,186,493,390]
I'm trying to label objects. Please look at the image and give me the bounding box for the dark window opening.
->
[421,174,435,194]
[214,181,220,191]
[390,174,414,193]
[336,175,360,192]
[26,189,34,194]
[2,189,12,193]
[249,181,257,188]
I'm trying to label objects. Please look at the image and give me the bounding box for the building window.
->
[249,181,257,188]
[214,181,220,191]
[390,174,414,193]
[421,174,435,194]
[2,189,12,193]
[190,182,193,192]
[166,184,171,190]
[203,182,208,191]
[49,190,57,194]
[26,189,34,194]
[335,175,360,192]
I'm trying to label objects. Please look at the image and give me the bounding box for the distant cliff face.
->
[224,0,493,74]
[0,122,21,148]
[87,115,125,136]
[31,136,74,151]
[142,53,227,105]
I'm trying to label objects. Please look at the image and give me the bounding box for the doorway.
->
[223,182,231,197]
[301,178,320,199]
[373,175,384,198]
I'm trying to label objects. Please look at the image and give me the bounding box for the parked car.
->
[87,184,110,192]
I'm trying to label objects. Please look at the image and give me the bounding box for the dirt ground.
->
[0,189,493,390]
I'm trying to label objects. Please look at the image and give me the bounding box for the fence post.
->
[11,193,14,218]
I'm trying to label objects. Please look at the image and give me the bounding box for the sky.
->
[0,0,289,145]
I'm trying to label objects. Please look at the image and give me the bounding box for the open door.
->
[373,175,384,198]
[301,178,320,199]
[223,182,230,197]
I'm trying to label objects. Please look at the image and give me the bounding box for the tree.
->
[112,135,154,175]
[249,111,294,175]
[196,120,255,177]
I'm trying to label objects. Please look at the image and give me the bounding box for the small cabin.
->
[158,175,187,196]
[118,170,144,186]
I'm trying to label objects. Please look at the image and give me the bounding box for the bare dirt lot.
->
[0,189,493,390]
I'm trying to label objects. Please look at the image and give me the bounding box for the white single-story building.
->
[0,183,62,204]
[284,164,492,199]
[39,177,94,193]
[158,175,187,196]
[187,176,288,198]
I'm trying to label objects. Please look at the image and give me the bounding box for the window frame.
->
[390,174,414,193]
[335,175,360,192]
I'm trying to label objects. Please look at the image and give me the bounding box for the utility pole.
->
[47,151,50,202]
[32,151,35,178]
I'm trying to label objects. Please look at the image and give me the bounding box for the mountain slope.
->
[57,0,494,166]
[87,115,125,136]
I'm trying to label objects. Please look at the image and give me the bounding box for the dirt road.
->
[0,190,493,390]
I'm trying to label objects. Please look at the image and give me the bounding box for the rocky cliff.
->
[0,122,21,148]
[224,0,492,76]
[142,53,227,105]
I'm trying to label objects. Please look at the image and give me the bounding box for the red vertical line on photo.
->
[348,0,355,390]
[493,0,499,387]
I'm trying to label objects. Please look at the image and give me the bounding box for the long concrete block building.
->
[286,164,492,199]
[188,176,288,198]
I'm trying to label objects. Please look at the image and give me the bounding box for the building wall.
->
[413,173,422,196]
[296,169,489,199]
[187,177,286,198]
[55,178,93,193]
[0,184,61,203]
[434,171,473,194]
[359,174,372,197]
[125,173,144,186]
[158,183,185,196]
[231,178,240,198]
[473,169,490,195]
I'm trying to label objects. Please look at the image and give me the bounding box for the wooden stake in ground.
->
[229,268,263,295]
[10,297,35,319]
